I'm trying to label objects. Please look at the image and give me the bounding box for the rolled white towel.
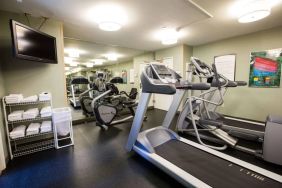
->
[10,125,26,139]
[22,95,38,103]
[8,110,24,121]
[26,123,40,135]
[39,92,51,101]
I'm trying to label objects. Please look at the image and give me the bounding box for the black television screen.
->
[10,20,57,64]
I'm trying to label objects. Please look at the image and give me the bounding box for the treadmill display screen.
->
[152,64,171,76]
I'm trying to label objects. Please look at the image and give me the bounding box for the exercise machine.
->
[69,76,91,108]
[190,57,265,142]
[80,77,138,130]
[92,83,138,130]
[177,57,282,165]
[126,62,282,187]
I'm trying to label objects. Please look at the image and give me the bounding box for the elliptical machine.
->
[176,57,282,165]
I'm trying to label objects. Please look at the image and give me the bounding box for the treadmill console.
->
[151,64,179,84]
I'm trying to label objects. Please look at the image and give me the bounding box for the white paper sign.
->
[129,69,135,84]
[214,54,236,81]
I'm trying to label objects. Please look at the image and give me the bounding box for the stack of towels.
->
[39,92,51,101]
[23,108,39,119]
[40,106,52,117]
[22,95,38,103]
[26,123,41,136]
[40,121,52,133]
[5,94,24,104]
[9,125,26,139]
[8,110,24,121]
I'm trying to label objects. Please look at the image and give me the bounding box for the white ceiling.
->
[64,38,145,67]
[0,0,282,51]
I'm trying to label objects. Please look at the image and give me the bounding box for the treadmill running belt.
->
[155,140,281,188]
[222,118,265,132]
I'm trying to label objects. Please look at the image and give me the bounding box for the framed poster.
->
[214,54,236,81]
[249,48,282,88]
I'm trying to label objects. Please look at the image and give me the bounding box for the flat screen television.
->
[10,20,57,64]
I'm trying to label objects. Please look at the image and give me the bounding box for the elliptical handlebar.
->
[190,57,214,78]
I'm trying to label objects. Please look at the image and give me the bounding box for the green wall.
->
[133,52,155,94]
[0,65,7,171]
[0,10,67,163]
[155,45,184,76]
[0,11,67,107]
[193,26,282,121]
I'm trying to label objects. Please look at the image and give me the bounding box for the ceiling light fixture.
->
[93,59,106,65]
[160,27,179,45]
[232,0,272,23]
[90,4,127,31]
[68,49,80,58]
[64,48,84,58]
[104,53,119,61]
[86,62,94,68]
[65,67,70,71]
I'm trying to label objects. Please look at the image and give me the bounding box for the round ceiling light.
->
[91,4,127,31]
[104,53,119,61]
[160,28,179,45]
[238,9,270,23]
[86,62,94,68]
[238,0,271,23]
[98,22,122,31]
[92,59,106,65]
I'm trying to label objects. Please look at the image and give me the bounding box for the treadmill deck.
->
[155,140,281,188]
[222,118,265,132]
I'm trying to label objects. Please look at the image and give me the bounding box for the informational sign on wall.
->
[214,54,236,81]
[249,48,282,88]
[129,69,135,84]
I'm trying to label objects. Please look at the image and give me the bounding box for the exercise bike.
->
[80,78,139,130]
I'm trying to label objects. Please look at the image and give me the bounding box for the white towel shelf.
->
[2,96,54,159]
[8,116,52,124]
[13,139,54,157]
[5,100,51,106]
[10,131,54,141]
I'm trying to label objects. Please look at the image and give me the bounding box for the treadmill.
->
[126,63,282,187]
[69,76,91,108]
